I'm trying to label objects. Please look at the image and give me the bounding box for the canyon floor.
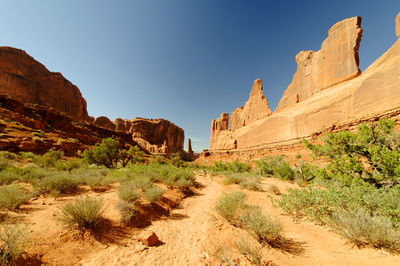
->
[12,173,400,266]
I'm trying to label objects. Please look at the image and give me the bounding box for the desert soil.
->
[16,174,400,266]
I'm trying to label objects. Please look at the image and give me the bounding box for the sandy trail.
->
[81,174,223,266]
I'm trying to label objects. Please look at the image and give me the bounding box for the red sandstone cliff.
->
[94,116,184,154]
[210,13,400,151]
[0,47,90,122]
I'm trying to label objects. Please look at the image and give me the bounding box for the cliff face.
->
[0,47,90,121]
[94,116,185,154]
[209,13,400,151]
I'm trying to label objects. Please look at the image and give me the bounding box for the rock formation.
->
[188,138,193,154]
[0,47,90,121]
[209,13,400,152]
[113,118,184,154]
[277,17,362,110]
[94,116,116,131]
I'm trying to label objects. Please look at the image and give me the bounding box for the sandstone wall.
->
[209,14,400,152]
[277,17,362,110]
[0,47,90,121]
[114,118,184,154]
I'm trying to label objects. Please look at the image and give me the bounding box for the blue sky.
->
[1,1,399,152]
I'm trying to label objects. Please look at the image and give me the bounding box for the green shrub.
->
[0,222,30,264]
[234,237,262,265]
[212,161,251,173]
[59,196,104,229]
[82,138,121,168]
[118,182,140,202]
[0,167,20,185]
[85,174,112,192]
[240,207,283,246]
[0,151,17,161]
[240,177,262,191]
[256,156,294,180]
[144,186,165,203]
[215,191,247,224]
[116,201,136,225]
[332,208,400,253]
[223,173,245,185]
[267,184,281,195]
[304,119,400,187]
[0,184,32,210]
[36,173,80,196]
[169,153,186,167]
[34,150,64,169]
[56,158,85,172]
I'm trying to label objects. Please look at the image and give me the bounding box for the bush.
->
[116,201,136,225]
[215,191,247,224]
[0,167,20,185]
[332,208,400,253]
[169,153,186,167]
[234,237,262,265]
[240,177,262,191]
[0,185,32,210]
[56,158,85,172]
[256,156,294,180]
[223,173,245,185]
[59,196,104,229]
[304,119,400,187]
[118,182,140,202]
[34,150,63,169]
[82,138,121,168]
[144,186,165,203]
[0,222,30,264]
[212,161,251,173]
[0,151,17,161]
[240,207,283,246]
[36,173,80,196]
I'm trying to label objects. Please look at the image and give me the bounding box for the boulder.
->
[0,47,90,121]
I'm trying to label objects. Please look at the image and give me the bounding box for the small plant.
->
[144,186,165,203]
[0,222,30,264]
[0,151,17,161]
[36,173,80,196]
[215,191,246,224]
[332,208,400,253]
[118,182,140,202]
[59,196,104,229]
[267,184,281,195]
[116,201,136,224]
[32,136,42,143]
[234,236,262,265]
[240,177,262,191]
[240,207,283,246]
[0,184,32,210]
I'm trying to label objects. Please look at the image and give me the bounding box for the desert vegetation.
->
[270,119,400,253]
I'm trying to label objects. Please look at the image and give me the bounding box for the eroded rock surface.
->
[277,17,362,110]
[209,14,400,152]
[0,47,90,121]
[114,118,184,154]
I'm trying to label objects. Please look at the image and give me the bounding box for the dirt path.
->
[81,174,224,266]
[22,174,400,265]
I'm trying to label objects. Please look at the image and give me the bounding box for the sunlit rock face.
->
[0,47,90,121]
[209,14,400,151]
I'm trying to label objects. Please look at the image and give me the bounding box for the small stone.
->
[138,231,159,247]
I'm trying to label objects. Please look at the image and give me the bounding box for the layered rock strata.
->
[0,47,90,121]
[209,14,400,151]
[95,117,185,154]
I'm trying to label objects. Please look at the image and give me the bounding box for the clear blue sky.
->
[1,1,399,152]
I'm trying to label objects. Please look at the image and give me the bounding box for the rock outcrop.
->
[0,47,90,121]
[114,118,184,154]
[277,17,362,110]
[209,14,400,152]
[94,116,116,131]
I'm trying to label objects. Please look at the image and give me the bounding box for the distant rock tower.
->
[188,138,193,154]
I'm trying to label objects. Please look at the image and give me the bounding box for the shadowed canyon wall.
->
[210,14,400,151]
